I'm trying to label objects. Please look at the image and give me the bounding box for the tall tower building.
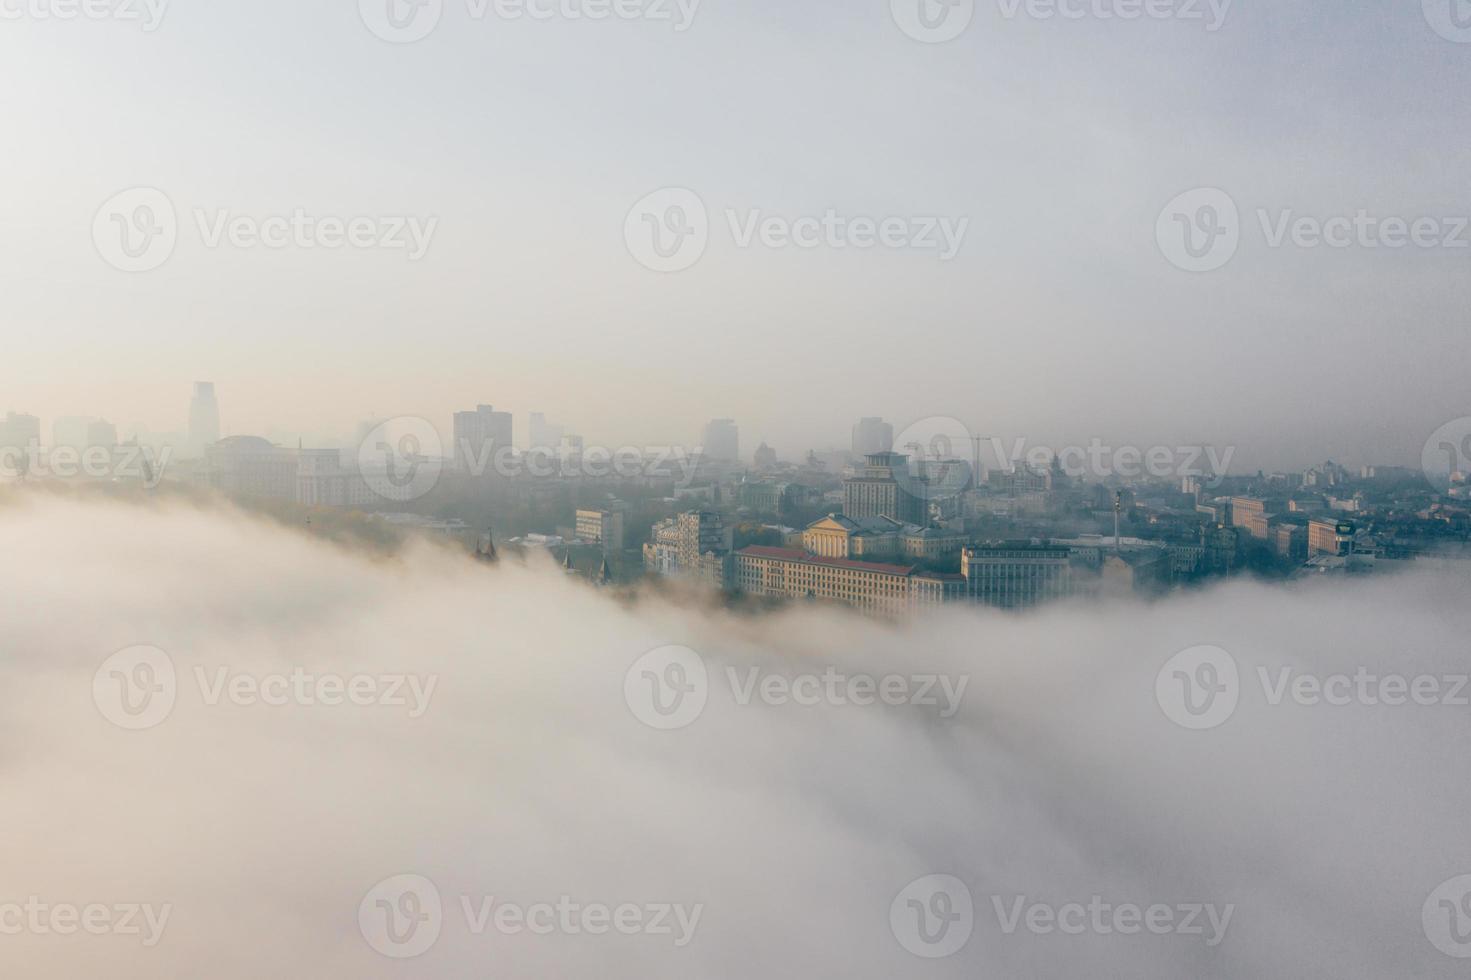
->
[452,405,513,471]
[701,419,739,463]
[851,417,894,457]
[843,451,926,524]
[188,382,221,454]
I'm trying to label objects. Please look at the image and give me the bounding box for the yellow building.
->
[734,547,964,617]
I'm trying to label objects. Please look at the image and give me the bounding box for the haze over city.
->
[3,0,1470,471]
[4,0,1471,976]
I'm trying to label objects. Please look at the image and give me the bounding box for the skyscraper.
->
[452,405,513,471]
[851,417,894,457]
[0,413,41,473]
[843,451,926,524]
[188,382,221,454]
[528,412,564,452]
[701,419,739,463]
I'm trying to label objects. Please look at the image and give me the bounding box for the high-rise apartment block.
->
[701,419,739,463]
[843,451,926,524]
[851,417,893,457]
[453,405,513,471]
[188,382,221,454]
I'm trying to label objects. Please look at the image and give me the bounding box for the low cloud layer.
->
[1,495,1468,977]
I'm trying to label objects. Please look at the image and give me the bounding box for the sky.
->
[1,0,1469,471]
[3,492,1471,976]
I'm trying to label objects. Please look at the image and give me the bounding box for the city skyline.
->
[3,2,1468,472]
[2,380,1464,475]
[6,1,1471,975]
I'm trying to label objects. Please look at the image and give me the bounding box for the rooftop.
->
[737,546,917,577]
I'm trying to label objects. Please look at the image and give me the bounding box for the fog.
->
[1,494,1468,977]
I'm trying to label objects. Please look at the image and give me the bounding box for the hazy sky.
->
[2,0,1468,470]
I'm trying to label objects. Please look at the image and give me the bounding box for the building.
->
[961,544,1073,609]
[802,513,905,559]
[987,465,1050,496]
[643,510,730,579]
[1302,461,1349,488]
[732,546,964,617]
[188,382,221,454]
[528,412,564,452]
[701,419,739,463]
[1309,517,1356,557]
[453,405,513,471]
[851,417,894,457]
[1271,521,1309,562]
[200,436,297,500]
[753,442,778,470]
[52,417,117,452]
[575,507,626,551]
[739,480,791,514]
[0,412,41,468]
[1229,497,1273,540]
[801,512,967,562]
[296,449,377,507]
[902,524,969,560]
[844,451,926,524]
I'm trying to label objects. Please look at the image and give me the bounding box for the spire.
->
[476,527,497,562]
[599,557,612,584]
[563,549,575,572]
